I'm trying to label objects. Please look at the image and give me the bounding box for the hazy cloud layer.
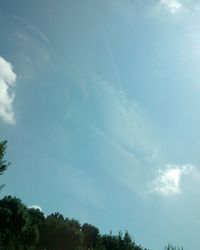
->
[0,56,17,124]
[91,78,157,161]
[74,76,200,200]
[76,76,159,195]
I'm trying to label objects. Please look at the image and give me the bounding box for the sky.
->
[1,0,200,249]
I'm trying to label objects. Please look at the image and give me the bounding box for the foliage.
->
[0,196,38,249]
[0,140,9,175]
[165,244,183,250]
[82,223,99,249]
[0,140,10,190]
[0,196,149,250]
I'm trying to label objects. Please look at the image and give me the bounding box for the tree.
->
[28,207,45,249]
[65,219,83,250]
[39,213,83,250]
[82,223,99,249]
[99,231,145,250]
[165,244,183,250]
[38,212,66,250]
[0,141,9,174]
[0,141,10,190]
[28,207,45,227]
[123,231,134,250]
[0,196,38,249]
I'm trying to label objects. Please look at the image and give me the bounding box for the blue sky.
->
[1,0,200,249]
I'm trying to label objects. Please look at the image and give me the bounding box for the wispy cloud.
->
[70,75,200,199]
[76,76,158,194]
[88,77,157,162]
[74,76,200,200]
[160,0,184,14]
[12,14,49,43]
[150,164,197,196]
[0,56,17,124]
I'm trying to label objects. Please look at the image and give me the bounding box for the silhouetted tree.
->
[28,207,45,227]
[0,141,10,190]
[165,244,183,250]
[82,223,99,249]
[0,195,181,250]
[28,207,45,249]
[0,196,38,249]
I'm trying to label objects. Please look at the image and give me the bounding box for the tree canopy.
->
[0,140,10,191]
[0,196,149,250]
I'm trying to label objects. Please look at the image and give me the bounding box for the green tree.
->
[28,207,45,249]
[0,141,10,190]
[65,218,83,250]
[82,223,99,249]
[165,244,183,250]
[38,212,65,250]
[39,213,83,250]
[0,196,38,249]
[28,207,45,227]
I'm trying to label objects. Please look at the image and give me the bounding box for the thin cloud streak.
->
[11,14,49,43]
[78,76,158,195]
[91,78,157,162]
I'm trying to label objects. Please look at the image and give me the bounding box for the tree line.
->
[0,141,183,250]
[0,195,148,250]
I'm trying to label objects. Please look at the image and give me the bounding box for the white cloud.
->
[0,56,17,124]
[29,205,43,212]
[151,164,197,196]
[160,0,184,14]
